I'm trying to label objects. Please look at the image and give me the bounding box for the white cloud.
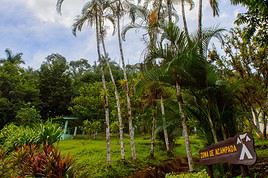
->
[18,0,87,28]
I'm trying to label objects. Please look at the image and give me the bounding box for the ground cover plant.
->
[56,135,205,177]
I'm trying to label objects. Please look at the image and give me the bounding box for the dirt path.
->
[128,157,189,178]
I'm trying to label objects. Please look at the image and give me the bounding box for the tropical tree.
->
[0,48,24,65]
[39,54,73,118]
[136,68,171,157]
[106,0,138,160]
[99,11,126,160]
[197,0,219,53]
[57,0,112,163]
[148,22,223,171]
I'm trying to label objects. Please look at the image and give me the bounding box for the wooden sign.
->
[199,133,256,165]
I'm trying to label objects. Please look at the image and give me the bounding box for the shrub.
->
[110,121,119,134]
[37,122,63,145]
[12,144,74,178]
[0,148,13,177]
[15,105,41,126]
[165,169,209,178]
[0,122,62,151]
[82,120,101,139]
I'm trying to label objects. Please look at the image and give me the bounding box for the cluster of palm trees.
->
[56,0,221,171]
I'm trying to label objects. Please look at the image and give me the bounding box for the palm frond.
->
[72,14,91,36]
[209,0,219,16]
[56,0,65,14]
[121,23,142,41]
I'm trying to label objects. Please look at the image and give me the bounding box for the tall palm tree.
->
[181,0,194,37]
[136,68,171,156]
[109,0,137,160]
[197,0,219,54]
[148,22,223,171]
[98,7,126,161]
[56,0,112,163]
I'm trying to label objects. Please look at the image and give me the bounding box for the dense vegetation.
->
[0,0,267,177]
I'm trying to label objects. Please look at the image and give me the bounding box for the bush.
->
[0,148,13,177]
[0,122,62,152]
[12,144,74,178]
[15,105,41,126]
[37,122,63,145]
[82,120,101,139]
[110,121,119,134]
[165,170,209,178]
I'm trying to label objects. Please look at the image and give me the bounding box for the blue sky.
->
[0,0,246,69]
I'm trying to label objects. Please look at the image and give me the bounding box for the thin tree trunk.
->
[100,15,125,161]
[116,4,136,160]
[95,14,111,164]
[198,0,203,55]
[248,115,263,138]
[263,113,267,139]
[176,81,193,172]
[160,96,170,152]
[207,110,218,143]
[251,107,261,131]
[181,0,189,37]
[167,0,172,23]
[150,107,156,158]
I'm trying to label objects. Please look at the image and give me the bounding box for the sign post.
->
[199,133,256,177]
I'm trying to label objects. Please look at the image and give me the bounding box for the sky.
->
[0,0,246,69]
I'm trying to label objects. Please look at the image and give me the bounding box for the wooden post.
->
[63,120,68,140]
[207,165,214,178]
[74,126,77,137]
[240,165,249,178]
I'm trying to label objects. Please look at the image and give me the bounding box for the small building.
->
[54,117,81,140]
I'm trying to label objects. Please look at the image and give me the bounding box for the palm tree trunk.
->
[181,0,189,37]
[198,0,203,55]
[176,81,193,172]
[116,5,136,160]
[263,113,267,139]
[167,0,172,23]
[95,14,111,164]
[100,15,125,161]
[160,96,170,152]
[150,107,156,158]
[207,110,218,143]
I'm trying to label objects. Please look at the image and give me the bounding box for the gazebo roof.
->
[63,116,80,120]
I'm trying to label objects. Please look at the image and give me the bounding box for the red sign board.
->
[199,133,256,165]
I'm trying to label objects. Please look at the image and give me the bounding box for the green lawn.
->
[56,135,205,178]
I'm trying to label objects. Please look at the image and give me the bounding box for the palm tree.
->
[56,0,112,163]
[109,0,137,160]
[0,48,24,65]
[148,22,223,171]
[197,0,219,54]
[181,0,194,37]
[98,7,126,161]
[136,68,171,157]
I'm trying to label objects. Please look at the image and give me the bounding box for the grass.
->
[56,135,204,178]
[56,135,268,178]
[255,138,268,157]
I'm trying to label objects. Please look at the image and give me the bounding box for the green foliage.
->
[0,51,39,128]
[110,121,119,134]
[39,53,73,118]
[0,122,62,152]
[15,105,41,126]
[165,169,209,178]
[82,120,101,138]
[37,122,63,145]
